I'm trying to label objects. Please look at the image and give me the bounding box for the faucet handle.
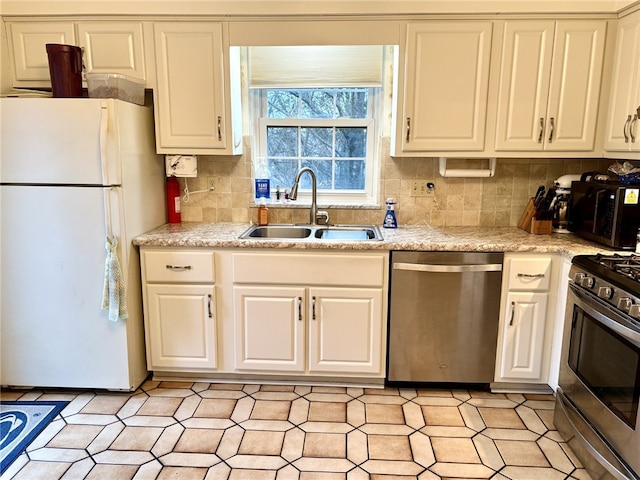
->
[316,210,330,225]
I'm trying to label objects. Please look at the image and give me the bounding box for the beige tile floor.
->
[1,381,592,480]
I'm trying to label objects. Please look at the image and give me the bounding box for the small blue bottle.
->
[383,198,398,228]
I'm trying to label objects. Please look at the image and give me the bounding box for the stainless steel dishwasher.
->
[387,251,503,384]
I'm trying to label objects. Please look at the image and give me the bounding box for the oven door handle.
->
[571,283,640,347]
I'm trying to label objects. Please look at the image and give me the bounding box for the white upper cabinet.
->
[495,20,607,152]
[77,22,147,81]
[8,22,76,84]
[604,10,640,152]
[153,22,242,155]
[393,21,493,154]
[7,21,148,87]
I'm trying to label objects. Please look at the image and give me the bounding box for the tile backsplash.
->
[177,137,610,227]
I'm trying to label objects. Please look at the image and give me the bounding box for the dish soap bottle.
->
[258,198,269,226]
[383,198,398,229]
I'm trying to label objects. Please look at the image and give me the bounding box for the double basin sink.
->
[239,224,384,241]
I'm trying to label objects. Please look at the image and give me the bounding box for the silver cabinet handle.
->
[509,301,515,326]
[624,114,632,143]
[631,114,638,143]
[312,296,317,321]
[538,117,545,143]
[405,117,411,142]
[297,296,303,321]
[548,117,555,142]
[165,264,192,271]
[207,294,213,318]
[517,273,545,278]
[217,116,222,141]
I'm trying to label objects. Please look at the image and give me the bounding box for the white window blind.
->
[248,45,384,88]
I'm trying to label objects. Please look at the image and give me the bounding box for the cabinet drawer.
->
[507,257,552,291]
[143,249,215,283]
[233,252,386,287]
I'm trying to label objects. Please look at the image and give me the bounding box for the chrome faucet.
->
[290,167,329,225]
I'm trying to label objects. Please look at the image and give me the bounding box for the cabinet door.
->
[308,288,383,375]
[145,284,217,370]
[498,292,549,381]
[154,22,228,152]
[77,22,146,80]
[8,22,76,84]
[495,20,555,151]
[604,12,640,151]
[545,20,606,151]
[400,21,492,152]
[233,286,306,372]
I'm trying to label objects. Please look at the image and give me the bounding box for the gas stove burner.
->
[594,253,640,269]
[572,253,640,296]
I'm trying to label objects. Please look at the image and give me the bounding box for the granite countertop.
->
[132,222,618,258]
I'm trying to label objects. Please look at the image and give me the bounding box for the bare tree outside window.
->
[262,88,371,192]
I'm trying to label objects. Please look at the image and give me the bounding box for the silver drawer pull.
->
[166,264,192,271]
[517,273,545,278]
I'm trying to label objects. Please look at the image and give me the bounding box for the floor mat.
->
[0,401,68,474]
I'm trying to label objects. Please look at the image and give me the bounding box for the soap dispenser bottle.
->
[258,197,269,226]
[383,198,398,228]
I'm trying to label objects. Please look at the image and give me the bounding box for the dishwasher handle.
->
[393,262,503,273]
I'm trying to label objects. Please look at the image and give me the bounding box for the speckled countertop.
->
[133,222,619,258]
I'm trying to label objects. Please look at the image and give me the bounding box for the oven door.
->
[559,282,640,476]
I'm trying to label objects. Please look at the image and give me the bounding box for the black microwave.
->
[567,180,640,249]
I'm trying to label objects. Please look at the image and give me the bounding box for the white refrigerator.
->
[0,98,166,390]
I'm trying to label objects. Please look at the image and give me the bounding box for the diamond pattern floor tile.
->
[1,382,593,480]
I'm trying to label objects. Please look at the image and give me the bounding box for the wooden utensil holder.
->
[518,198,552,235]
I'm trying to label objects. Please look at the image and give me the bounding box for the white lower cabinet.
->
[232,251,388,378]
[146,284,217,369]
[141,248,388,381]
[494,254,559,388]
[308,287,383,375]
[141,248,217,371]
[498,291,548,380]
[233,286,306,372]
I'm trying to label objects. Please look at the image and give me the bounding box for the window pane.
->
[336,90,368,118]
[267,90,299,118]
[302,159,333,189]
[299,90,334,119]
[301,127,332,157]
[260,87,376,198]
[267,158,299,188]
[336,128,367,158]
[335,160,365,190]
[267,127,298,157]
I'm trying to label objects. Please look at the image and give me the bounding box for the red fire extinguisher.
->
[166,175,181,224]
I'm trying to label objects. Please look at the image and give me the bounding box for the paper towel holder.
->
[439,157,497,178]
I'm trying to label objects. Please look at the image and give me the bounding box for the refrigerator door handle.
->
[100,104,109,184]
[103,187,121,241]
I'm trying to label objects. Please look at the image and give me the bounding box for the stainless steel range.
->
[555,254,640,480]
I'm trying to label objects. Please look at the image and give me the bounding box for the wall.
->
[178,137,611,227]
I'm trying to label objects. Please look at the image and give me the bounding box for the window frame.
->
[253,87,382,206]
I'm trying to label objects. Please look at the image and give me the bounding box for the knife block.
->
[518,198,552,235]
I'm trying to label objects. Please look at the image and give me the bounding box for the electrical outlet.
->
[410,180,435,197]
[206,176,216,191]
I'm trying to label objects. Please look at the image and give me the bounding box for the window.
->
[257,88,377,201]
[249,46,387,205]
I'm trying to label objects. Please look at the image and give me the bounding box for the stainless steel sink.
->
[239,224,383,241]
[314,226,383,241]
[239,225,312,239]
